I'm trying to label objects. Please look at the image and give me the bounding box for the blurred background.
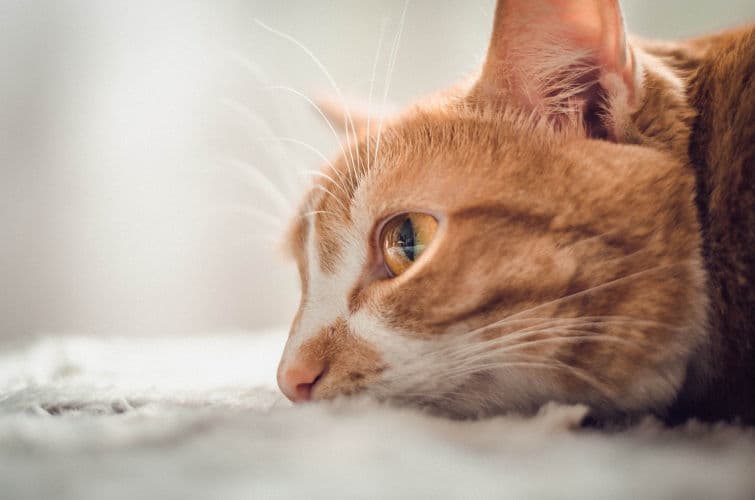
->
[1,0,753,345]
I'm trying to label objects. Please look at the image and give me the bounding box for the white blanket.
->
[1,332,753,500]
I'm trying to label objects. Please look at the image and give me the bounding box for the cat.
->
[275,0,754,424]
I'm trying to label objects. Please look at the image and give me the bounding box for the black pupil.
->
[397,217,416,261]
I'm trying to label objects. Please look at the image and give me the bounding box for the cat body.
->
[276,1,754,424]
[655,27,755,423]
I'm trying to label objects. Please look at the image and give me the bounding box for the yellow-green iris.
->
[381,213,438,276]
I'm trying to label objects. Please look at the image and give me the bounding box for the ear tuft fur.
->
[473,0,642,140]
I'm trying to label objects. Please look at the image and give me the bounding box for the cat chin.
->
[357,354,697,423]
[319,389,660,428]
[363,368,553,420]
[375,394,672,426]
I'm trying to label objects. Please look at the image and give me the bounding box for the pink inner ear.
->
[477,0,638,136]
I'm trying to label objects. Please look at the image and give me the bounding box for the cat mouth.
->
[306,366,327,400]
[309,365,388,402]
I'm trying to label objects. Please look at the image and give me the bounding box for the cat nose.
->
[277,358,326,403]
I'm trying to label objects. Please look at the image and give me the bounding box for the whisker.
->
[561,229,625,250]
[373,328,545,390]
[441,328,644,368]
[255,136,351,198]
[267,86,354,180]
[223,49,272,86]
[221,98,299,195]
[468,262,690,336]
[366,18,389,176]
[255,20,360,177]
[313,184,349,213]
[381,355,615,405]
[300,210,336,220]
[417,344,617,398]
[374,0,409,169]
[497,332,642,352]
[436,352,557,379]
[439,359,617,399]
[371,320,586,388]
[382,313,680,397]
[222,158,294,213]
[374,264,690,409]
[414,316,639,363]
[470,316,683,343]
[257,137,335,169]
[301,170,350,198]
[421,316,678,369]
[222,50,317,192]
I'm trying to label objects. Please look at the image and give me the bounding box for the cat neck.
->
[641,26,755,424]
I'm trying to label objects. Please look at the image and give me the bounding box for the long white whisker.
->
[441,327,644,368]
[221,98,298,194]
[380,355,544,398]
[465,316,682,347]
[374,0,409,169]
[313,184,349,213]
[423,316,679,372]
[366,18,389,176]
[223,49,272,86]
[375,321,568,389]
[267,86,352,179]
[417,315,660,364]
[255,20,360,177]
[383,356,616,404]
[301,170,350,198]
[414,318,581,362]
[440,360,616,399]
[497,331,642,353]
[301,210,336,220]
[256,136,350,198]
[223,158,294,213]
[469,262,689,336]
[408,343,617,401]
[257,137,335,169]
[383,313,680,396]
[373,319,593,390]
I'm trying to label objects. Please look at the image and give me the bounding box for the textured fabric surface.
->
[1,333,754,500]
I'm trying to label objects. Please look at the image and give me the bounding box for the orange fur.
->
[277,1,754,424]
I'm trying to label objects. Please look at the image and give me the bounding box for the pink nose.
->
[278,358,326,402]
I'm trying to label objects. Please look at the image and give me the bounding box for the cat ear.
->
[316,95,394,138]
[475,0,642,139]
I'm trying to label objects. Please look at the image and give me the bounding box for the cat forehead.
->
[286,112,480,273]
[286,107,671,274]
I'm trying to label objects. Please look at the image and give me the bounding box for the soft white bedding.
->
[1,332,753,500]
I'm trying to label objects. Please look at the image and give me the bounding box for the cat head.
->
[276,0,706,419]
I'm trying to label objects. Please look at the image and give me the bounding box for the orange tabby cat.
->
[276,0,754,424]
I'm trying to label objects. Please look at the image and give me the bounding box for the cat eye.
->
[380,213,438,277]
